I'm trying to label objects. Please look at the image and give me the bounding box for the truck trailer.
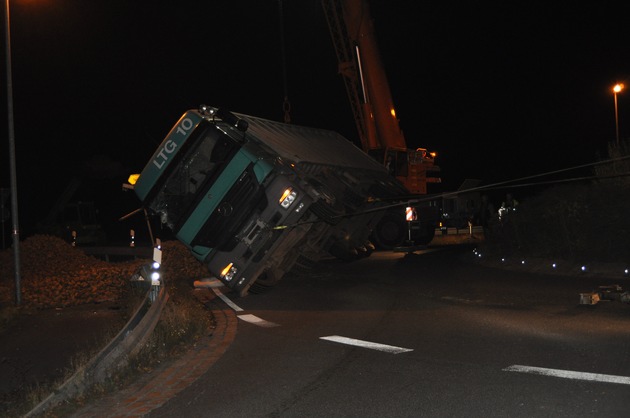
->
[129,105,411,296]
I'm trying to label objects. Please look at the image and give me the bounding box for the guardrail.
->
[25,248,167,417]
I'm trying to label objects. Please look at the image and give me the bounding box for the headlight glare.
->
[279,188,297,209]
[220,262,237,282]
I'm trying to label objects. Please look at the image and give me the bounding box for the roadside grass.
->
[3,278,213,418]
[1,311,126,418]
[41,280,213,418]
[0,240,214,418]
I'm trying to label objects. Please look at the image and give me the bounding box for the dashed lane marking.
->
[209,286,280,328]
[211,286,244,312]
[238,314,280,327]
[320,335,413,354]
[503,364,630,385]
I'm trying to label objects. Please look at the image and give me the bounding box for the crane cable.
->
[270,154,630,230]
[278,0,291,124]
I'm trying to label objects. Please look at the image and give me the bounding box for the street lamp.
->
[613,83,624,145]
[4,0,22,305]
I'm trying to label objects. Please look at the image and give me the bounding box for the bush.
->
[483,141,630,263]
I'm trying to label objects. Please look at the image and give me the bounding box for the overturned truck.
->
[129,105,417,296]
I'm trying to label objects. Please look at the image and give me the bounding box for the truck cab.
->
[133,107,316,295]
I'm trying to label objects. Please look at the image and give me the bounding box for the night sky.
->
[1,0,629,240]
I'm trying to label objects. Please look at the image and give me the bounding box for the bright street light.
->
[613,83,624,145]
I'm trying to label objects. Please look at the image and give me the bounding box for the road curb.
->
[70,288,237,417]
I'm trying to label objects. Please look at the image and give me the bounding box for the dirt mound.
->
[0,235,209,309]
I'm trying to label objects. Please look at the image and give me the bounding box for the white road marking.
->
[238,314,279,327]
[208,286,280,327]
[320,335,413,354]
[211,287,244,312]
[503,364,630,385]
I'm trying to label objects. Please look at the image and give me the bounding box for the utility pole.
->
[5,0,22,305]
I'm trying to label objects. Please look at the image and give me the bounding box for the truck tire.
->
[248,269,280,294]
[357,241,375,258]
[292,251,320,273]
[370,212,407,250]
[412,223,436,245]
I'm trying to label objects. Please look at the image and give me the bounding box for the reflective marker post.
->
[405,207,417,243]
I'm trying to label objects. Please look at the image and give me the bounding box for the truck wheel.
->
[370,212,406,250]
[248,269,279,294]
[292,251,320,273]
[357,241,375,258]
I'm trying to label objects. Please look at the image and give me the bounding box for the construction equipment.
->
[579,285,630,305]
[322,0,441,248]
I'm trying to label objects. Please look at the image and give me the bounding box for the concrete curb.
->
[69,288,237,417]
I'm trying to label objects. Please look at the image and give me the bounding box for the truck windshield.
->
[147,124,239,230]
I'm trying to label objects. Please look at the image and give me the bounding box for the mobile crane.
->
[322,0,441,248]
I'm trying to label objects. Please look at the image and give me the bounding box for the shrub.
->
[484,140,630,263]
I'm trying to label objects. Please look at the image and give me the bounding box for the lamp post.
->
[4,0,22,305]
[613,83,624,145]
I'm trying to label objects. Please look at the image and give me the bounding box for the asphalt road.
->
[0,301,128,406]
[143,245,630,418]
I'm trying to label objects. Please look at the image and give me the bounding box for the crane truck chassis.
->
[129,105,417,296]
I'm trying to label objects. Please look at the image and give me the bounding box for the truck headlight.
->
[220,262,238,282]
[279,188,297,209]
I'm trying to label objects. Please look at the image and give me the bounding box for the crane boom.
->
[322,0,440,194]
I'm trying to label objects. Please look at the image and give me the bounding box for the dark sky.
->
[1,0,630,236]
